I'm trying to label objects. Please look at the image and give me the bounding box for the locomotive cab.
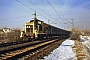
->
[21,19,44,39]
[20,12,47,40]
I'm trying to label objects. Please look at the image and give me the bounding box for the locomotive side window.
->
[38,21,41,24]
[40,25,42,31]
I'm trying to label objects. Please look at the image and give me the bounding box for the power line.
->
[46,0,62,20]
[29,0,55,20]
[16,0,50,20]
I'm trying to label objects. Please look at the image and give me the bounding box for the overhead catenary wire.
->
[29,0,56,20]
[54,0,71,24]
[16,0,50,20]
[46,0,62,20]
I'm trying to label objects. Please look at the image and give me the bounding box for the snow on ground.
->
[80,35,90,59]
[80,35,90,46]
[80,35,90,51]
[41,35,90,60]
[44,39,76,60]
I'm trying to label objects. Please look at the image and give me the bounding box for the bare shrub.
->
[70,28,81,40]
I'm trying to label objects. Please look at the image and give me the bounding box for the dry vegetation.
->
[70,28,81,40]
[0,29,21,44]
[70,28,90,60]
[70,28,90,40]
[72,40,86,60]
[70,28,85,59]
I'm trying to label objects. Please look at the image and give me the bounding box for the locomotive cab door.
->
[34,29,38,39]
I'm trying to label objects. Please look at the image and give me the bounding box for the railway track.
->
[0,40,33,47]
[0,40,42,54]
[0,39,59,60]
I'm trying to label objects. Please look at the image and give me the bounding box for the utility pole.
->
[32,11,37,30]
[71,19,74,30]
[63,23,67,30]
[32,11,37,21]
[48,20,50,24]
[63,19,74,31]
[84,25,85,30]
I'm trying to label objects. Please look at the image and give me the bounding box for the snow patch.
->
[80,35,90,59]
[80,35,90,42]
[42,35,90,60]
[44,39,76,60]
[61,39,74,46]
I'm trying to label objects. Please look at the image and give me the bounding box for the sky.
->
[0,0,90,30]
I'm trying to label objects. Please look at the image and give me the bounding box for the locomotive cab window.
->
[26,25,33,33]
[37,21,43,32]
[38,21,41,24]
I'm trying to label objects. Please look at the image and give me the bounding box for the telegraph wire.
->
[29,0,55,20]
[16,0,50,20]
[46,0,62,20]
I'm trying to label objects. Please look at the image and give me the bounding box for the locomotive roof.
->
[30,19,43,22]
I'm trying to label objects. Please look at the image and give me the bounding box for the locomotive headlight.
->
[26,25,30,28]
[26,26,28,28]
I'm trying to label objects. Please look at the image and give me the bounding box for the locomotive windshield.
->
[26,25,33,33]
